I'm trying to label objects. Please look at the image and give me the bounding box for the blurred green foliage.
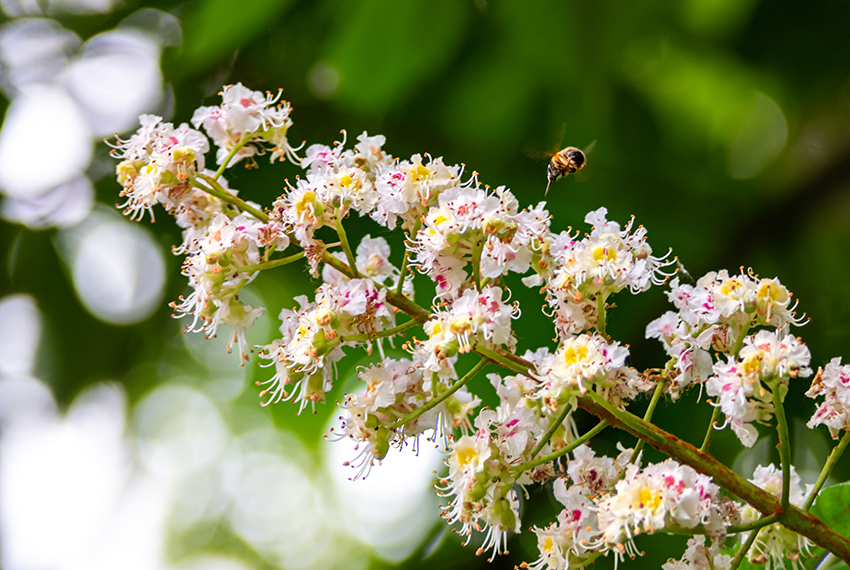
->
[2,0,850,568]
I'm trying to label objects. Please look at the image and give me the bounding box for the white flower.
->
[706,330,811,447]
[663,535,731,570]
[535,333,631,399]
[544,208,673,336]
[191,83,298,166]
[418,286,518,371]
[111,116,209,221]
[528,482,598,570]
[412,184,537,297]
[567,444,621,495]
[807,357,850,437]
[438,426,521,561]
[372,154,460,229]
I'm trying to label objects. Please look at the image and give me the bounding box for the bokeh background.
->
[1,0,849,569]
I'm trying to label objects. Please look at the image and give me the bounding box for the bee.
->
[524,125,595,196]
[542,146,588,196]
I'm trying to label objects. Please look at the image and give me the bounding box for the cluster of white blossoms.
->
[111,114,210,221]
[412,185,539,298]
[526,451,733,569]
[595,460,727,549]
[532,333,643,410]
[334,355,479,478]
[537,208,675,338]
[192,83,300,165]
[111,84,850,570]
[437,416,527,560]
[110,84,301,358]
[418,286,518,371]
[254,276,394,411]
[526,445,631,570]
[172,210,273,359]
[646,271,805,399]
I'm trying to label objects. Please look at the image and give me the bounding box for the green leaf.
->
[793,483,850,570]
[812,482,850,539]
[180,0,295,71]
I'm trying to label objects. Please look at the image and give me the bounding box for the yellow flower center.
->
[563,345,588,366]
[757,281,787,304]
[295,191,316,213]
[639,488,663,511]
[741,352,764,379]
[412,164,430,181]
[456,446,476,468]
[593,247,617,262]
[720,278,743,297]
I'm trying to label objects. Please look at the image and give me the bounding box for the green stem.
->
[730,524,761,570]
[804,431,850,511]
[473,345,528,375]
[729,513,779,534]
[531,404,573,458]
[771,378,792,512]
[513,421,608,474]
[212,133,253,180]
[240,251,305,274]
[730,319,753,358]
[700,406,723,453]
[391,358,488,429]
[596,293,607,337]
[192,173,269,223]
[341,315,428,343]
[661,514,779,537]
[334,216,359,277]
[395,217,422,296]
[630,375,667,463]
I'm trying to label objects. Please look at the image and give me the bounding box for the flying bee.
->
[524,125,596,196]
[542,146,589,196]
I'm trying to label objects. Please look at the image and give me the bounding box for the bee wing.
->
[523,121,568,162]
[522,147,555,163]
[574,140,597,182]
[554,122,567,149]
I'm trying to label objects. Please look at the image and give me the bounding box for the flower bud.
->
[372,427,391,460]
[116,159,143,185]
[304,371,327,403]
[311,331,340,356]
